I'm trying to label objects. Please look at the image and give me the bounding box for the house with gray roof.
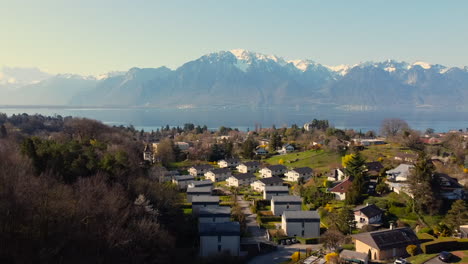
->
[251,177,284,192]
[218,158,240,168]
[226,173,256,187]
[199,206,231,224]
[281,210,320,238]
[236,161,261,173]
[199,222,240,257]
[285,167,313,182]
[189,164,213,176]
[205,168,232,182]
[192,196,220,215]
[354,204,384,228]
[386,164,414,182]
[172,175,195,190]
[188,180,213,189]
[263,185,289,200]
[260,164,287,178]
[187,186,213,203]
[271,195,303,216]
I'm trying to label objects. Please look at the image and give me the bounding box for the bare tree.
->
[321,229,345,251]
[380,118,410,137]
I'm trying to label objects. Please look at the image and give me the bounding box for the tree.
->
[345,152,367,205]
[407,153,438,214]
[425,128,435,135]
[445,200,468,230]
[154,139,175,167]
[269,131,281,152]
[327,206,356,234]
[241,137,257,159]
[406,244,418,256]
[321,229,345,251]
[0,124,7,138]
[380,118,409,137]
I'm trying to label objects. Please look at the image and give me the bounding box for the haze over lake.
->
[1,106,467,133]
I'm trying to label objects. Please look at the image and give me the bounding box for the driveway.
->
[237,195,266,242]
[248,244,322,264]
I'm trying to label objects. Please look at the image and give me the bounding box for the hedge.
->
[259,216,281,223]
[296,237,320,244]
[421,239,468,254]
[417,233,436,243]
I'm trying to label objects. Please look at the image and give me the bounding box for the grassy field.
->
[265,149,341,173]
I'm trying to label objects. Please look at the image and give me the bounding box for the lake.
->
[0,106,467,133]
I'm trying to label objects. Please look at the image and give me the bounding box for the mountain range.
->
[2,49,468,110]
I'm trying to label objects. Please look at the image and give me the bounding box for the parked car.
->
[394,258,408,264]
[438,251,453,262]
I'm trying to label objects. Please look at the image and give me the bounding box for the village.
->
[141,120,468,264]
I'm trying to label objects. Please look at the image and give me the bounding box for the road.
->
[248,244,322,264]
[237,195,266,242]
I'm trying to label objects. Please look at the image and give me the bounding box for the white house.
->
[251,177,284,192]
[386,164,414,182]
[354,204,384,228]
[172,175,195,190]
[205,168,232,182]
[260,165,287,178]
[328,168,345,182]
[226,173,256,187]
[281,144,295,153]
[187,186,213,203]
[143,144,153,162]
[236,161,261,173]
[188,180,213,189]
[281,210,320,238]
[192,196,220,215]
[285,167,313,182]
[218,158,240,168]
[263,185,290,200]
[175,141,190,151]
[199,222,240,257]
[199,206,232,224]
[328,177,352,200]
[189,165,213,176]
[271,195,302,216]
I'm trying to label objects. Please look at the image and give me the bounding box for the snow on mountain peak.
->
[412,61,432,69]
[325,64,353,76]
[288,59,316,72]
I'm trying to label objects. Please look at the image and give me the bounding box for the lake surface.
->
[0,106,467,133]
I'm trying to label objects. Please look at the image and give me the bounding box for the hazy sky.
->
[1,0,467,75]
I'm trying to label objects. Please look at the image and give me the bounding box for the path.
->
[248,244,322,264]
[237,195,266,243]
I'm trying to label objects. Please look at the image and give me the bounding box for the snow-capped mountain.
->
[1,50,468,109]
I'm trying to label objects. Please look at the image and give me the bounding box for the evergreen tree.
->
[408,152,438,214]
[0,124,7,138]
[269,132,281,152]
[445,200,468,230]
[344,152,367,205]
[241,137,257,159]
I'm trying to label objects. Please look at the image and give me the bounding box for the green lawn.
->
[265,150,341,173]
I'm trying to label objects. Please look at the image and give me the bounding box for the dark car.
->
[438,251,452,262]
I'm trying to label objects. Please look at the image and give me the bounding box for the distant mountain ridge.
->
[2,50,468,109]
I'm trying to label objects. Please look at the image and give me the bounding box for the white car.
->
[394,258,408,264]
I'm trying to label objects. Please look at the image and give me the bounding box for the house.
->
[436,173,466,200]
[205,168,232,182]
[172,175,195,190]
[251,177,284,192]
[386,181,413,197]
[354,204,384,228]
[386,164,414,182]
[187,187,213,203]
[365,161,384,176]
[340,250,369,264]
[328,177,353,200]
[189,165,213,176]
[263,185,290,200]
[236,161,261,173]
[175,141,190,151]
[188,180,213,189]
[199,206,232,224]
[280,144,295,153]
[358,139,386,146]
[459,225,468,238]
[260,165,287,178]
[192,196,220,215]
[285,167,313,182]
[254,147,268,155]
[271,195,302,216]
[281,210,320,238]
[155,169,179,183]
[199,222,240,257]
[143,144,153,162]
[353,227,419,261]
[394,152,418,163]
[226,173,256,187]
[328,168,345,182]
[218,158,240,168]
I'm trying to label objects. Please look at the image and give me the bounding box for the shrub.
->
[420,239,468,254]
[325,252,339,264]
[406,244,418,256]
[291,251,300,262]
[417,233,436,243]
[296,237,320,244]
[418,227,434,235]
[342,244,355,250]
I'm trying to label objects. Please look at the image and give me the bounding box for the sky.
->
[1,0,467,75]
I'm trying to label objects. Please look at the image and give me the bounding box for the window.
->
[302,230,305,236]
[286,204,290,209]
[218,235,221,243]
